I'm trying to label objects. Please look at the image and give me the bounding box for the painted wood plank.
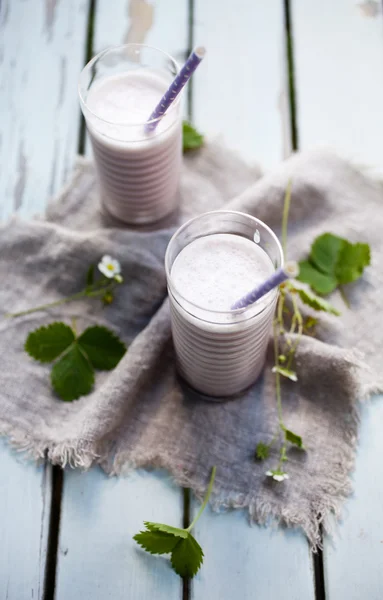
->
[291,0,383,171]
[191,502,315,600]
[92,0,188,64]
[323,397,383,600]
[0,1,90,597]
[56,3,187,599]
[193,0,289,168]
[189,3,316,598]
[291,1,383,595]
[0,439,51,600]
[55,468,183,599]
[0,0,89,219]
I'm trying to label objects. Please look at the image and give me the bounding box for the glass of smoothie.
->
[165,211,284,398]
[79,44,183,225]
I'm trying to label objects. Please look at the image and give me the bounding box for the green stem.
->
[273,319,284,430]
[278,445,287,470]
[89,276,111,290]
[269,180,297,476]
[277,290,285,329]
[6,290,88,318]
[71,317,77,336]
[286,292,303,371]
[86,287,113,298]
[186,466,216,532]
[281,179,292,256]
[289,314,297,336]
[267,430,280,449]
[6,281,114,318]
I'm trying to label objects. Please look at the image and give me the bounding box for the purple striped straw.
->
[231,261,299,310]
[145,47,206,134]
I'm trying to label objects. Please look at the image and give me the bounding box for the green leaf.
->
[144,522,188,539]
[171,533,204,578]
[335,241,370,284]
[134,522,204,577]
[86,264,95,288]
[134,530,180,555]
[183,121,204,152]
[299,233,370,296]
[25,322,75,363]
[310,233,344,275]
[285,429,304,449]
[51,344,94,401]
[135,469,215,578]
[297,260,338,294]
[78,326,126,370]
[272,366,298,382]
[291,284,340,315]
[255,442,270,460]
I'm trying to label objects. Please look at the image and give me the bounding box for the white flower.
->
[98,256,121,279]
[272,366,298,382]
[273,473,289,482]
[266,470,289,482]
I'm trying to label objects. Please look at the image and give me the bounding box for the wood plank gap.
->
[43,465,64,600]
[78,0,97,155]
[183,2,193,593]
[313,525,326,600]
[186,0,194,121]
[182,488,191,600]
[183,488,191,530]
[283,0,299,151]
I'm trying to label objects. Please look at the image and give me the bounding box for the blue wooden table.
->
[1,1,383,598]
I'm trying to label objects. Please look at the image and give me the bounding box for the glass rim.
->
[165,210,285,318]
[78,43,182,127]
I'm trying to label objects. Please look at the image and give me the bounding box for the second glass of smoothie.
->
[79,44,182,226]
[165,211,284,398]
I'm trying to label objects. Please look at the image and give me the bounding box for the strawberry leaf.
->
[290,283,340,315]
[171,533,204,578]
[143,522,188,538]
[335,241,370,284]
[134,468,216,579]
[183,122,204,152]
[285,429,304,449]
[134,530,180,555]
[51,344,94,401]
[255,442,270,460]
[25,322,75,363]
[297,260,338,295]
[310,233,344,275]
[78,326,126,370]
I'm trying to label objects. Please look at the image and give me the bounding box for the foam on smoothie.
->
[171,233,274,312]
[86,70,177,142]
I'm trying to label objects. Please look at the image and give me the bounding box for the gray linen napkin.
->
[0,143,382,547]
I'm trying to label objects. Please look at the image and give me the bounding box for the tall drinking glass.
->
[165,211,284,398]
[79,44,182,225]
